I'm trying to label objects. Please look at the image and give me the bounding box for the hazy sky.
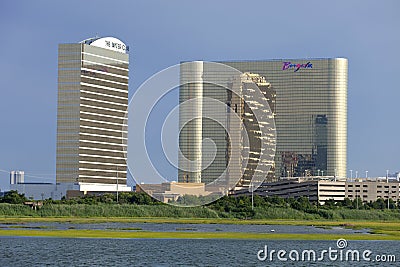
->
[0,0,399,190]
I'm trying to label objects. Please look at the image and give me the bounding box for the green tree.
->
[342,197,353,209]
[130,192,156,205]
[372,198,386,210]
[291,196,313,212]
[0,190,28,204]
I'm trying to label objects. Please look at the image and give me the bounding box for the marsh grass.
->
[0,203,221,218]
[0,228,398,240]
[1,216,400,239]
[2,203,399,221]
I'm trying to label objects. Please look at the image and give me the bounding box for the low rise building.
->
[249,176,346,204]
[10,183,76,200]
[235,176,400,204]
[136,182,212,203]
[10,182,132,200]
[345,178,400,203]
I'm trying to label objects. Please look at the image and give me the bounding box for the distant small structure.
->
[23,201,43,210]
[136,182,213,203]
[10,171,24,184]
[10,182,132,200]
[389,172,400,181]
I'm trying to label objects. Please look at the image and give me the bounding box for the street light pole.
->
[356,190,359,209]
[251,183,254,211]
[116,166,119,204]
[388,191,390,210]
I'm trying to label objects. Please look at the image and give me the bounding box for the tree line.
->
[1,190,399,211]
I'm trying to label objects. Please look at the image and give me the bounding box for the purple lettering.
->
[282,61,313,72]
[282,62,291,70]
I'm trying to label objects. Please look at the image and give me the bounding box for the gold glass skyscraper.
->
[56,37,129,187]
[179,59,347,187]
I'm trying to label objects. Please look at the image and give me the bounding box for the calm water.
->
[0,237,398,266]
[0,222,370,234]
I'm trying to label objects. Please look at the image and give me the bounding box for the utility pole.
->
[251,183,254,211]
[116,166,119,204]
[388,191,390,210]
[356,190,359,209]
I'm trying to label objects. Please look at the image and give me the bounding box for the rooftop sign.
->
[89,37,128,54]
[282,61,312,72]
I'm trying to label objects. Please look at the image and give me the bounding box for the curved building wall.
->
[222,58,348,180]
[179,58,348,186]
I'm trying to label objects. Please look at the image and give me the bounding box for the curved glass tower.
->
[179,58,348,186]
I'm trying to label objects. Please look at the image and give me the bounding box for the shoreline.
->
[0,217,399,240]
[0,216,399,226]
[0,229,397,241]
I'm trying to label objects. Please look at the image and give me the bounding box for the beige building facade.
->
[56,37,129,189]
[346,179,400,202]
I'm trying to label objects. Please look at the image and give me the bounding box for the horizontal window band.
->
[79,156,126,165]
[80,125,127,133]
[80,97,128,107]
[81,84,127,96]
[80,111,127,120]
[79,161,126,167]
[82,59,128,72]
[82,52,129,64]
[81,90,127,101]
[79,153,126,160]
[80,104,127,114]
[81,67,128,80]
[80,115,126,126]
[80,75,129,91]
[78,170,127,177]
[80,146,125,153]
[80,118,127,128]
[79,167,126,173]
[81,75,128,86]
[80,132,126,140]
[80,140,126,147]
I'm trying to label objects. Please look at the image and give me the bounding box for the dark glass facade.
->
[222,59,347,181]
[179,59,347,187]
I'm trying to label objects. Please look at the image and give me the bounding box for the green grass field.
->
[0,217,399,240]
[0,228,398,240]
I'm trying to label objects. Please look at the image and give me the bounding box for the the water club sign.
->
[89,37,129,54]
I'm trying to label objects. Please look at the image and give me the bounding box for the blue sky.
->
[0,0,399,190]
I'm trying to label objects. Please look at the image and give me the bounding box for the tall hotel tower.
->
[179,59,347,188]
[56,37,130,191]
